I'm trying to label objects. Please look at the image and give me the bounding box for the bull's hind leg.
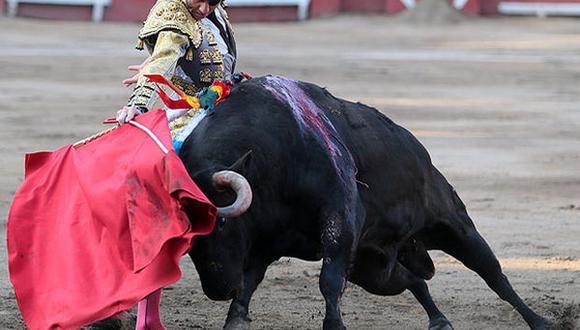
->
[350,248,453,330]
[434,221,551,330]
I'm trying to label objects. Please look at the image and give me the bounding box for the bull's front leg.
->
[319,254,348,330]
[318,207,361,330]
[224,259,270,330]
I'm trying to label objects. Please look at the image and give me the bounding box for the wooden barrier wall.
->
[4,0,580,21]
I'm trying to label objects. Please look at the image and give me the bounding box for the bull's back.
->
[186,77,440,205]
[299,82,434,200]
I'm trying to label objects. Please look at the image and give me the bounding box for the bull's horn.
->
[212,170,253,218]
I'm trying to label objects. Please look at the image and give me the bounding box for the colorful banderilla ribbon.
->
[144,74,231,111]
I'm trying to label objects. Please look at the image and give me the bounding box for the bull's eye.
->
[217,217,227,231]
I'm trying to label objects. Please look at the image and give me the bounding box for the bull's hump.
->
[261,76,355,177]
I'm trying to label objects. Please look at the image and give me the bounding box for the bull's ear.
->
[228,150,252,172]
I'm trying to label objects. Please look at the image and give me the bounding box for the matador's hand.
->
[116,106,143,125]
[122,57,152,87]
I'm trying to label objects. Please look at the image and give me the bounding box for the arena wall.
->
[4,0,580,21]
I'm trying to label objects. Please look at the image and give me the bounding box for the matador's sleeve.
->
[126,30,190,112]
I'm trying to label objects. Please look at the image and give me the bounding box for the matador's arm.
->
[126,30,190,112]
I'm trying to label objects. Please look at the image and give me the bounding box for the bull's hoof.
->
[322,318,346,330]
[223,316,251,330]
[87,311,136,330]
[529,317,554,330]
[428,316,453,330]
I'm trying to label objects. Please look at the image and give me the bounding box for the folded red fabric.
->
[7,110,216,330]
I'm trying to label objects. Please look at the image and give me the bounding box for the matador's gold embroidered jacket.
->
[127,0,236,112]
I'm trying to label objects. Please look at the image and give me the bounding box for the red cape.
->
[7,110,216,330]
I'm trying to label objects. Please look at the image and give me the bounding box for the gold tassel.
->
[186,47,194,61]
[136,39,144,50]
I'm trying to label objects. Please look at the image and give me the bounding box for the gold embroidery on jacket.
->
[200,68,213,83]
[169,108,202,135]
[138,0,203,50]
[171,76,200,96]
[210,50,223,64]
[206,32,218,46]
[199,49,212,64]
[185,46,194,61]
[214,65,225,80]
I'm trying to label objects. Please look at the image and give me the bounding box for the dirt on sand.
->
[0,14,579,330]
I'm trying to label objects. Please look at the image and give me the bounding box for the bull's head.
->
[188,152,254,301]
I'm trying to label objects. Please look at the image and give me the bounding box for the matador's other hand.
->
[122,73,140,88]
[116,106,143,125]
[122,57,152,87]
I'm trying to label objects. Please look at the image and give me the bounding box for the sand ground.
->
[0,13,579,330]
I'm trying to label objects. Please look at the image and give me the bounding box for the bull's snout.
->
[195,260,242,301]
[202,282,240,301]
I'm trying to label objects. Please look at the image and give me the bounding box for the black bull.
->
[180,76,550,330]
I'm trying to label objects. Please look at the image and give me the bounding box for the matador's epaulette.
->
[136,0,203,51]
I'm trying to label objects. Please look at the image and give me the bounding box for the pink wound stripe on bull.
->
[264,76,341,157]
[263,76,350,176]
